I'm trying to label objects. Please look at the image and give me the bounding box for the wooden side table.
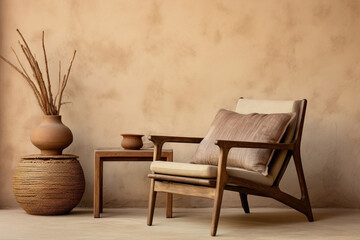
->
[94,148,173,218]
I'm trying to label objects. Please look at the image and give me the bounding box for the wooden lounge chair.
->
[147,98,313,236]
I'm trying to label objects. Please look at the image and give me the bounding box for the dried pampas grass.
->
[0,29,76,115]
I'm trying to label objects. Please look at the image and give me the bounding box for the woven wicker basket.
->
[13,155,85,215]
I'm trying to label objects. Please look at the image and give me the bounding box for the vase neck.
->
[42,115,62,123]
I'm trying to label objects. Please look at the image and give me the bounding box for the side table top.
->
[94,148,173,158]
[94,148,172,153]
[22,154,79,159]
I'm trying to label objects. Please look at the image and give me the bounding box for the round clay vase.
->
[13,155,85,215]
[121,134,144,150]
[30,115,73,155]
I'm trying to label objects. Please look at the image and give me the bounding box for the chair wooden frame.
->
[147,99,313,236]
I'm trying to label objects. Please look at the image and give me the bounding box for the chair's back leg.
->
[147,179,158,226]
[166,193,173,218]
[293,149,314,222]
[239,193,250,214]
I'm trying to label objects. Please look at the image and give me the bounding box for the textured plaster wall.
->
[1,0,360,209]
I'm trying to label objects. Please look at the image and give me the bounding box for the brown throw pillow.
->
[192,109,296,175]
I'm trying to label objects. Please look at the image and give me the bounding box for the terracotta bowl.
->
[121,134,144,150]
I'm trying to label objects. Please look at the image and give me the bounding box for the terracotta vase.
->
[121,134,144,150]
[30,115,73,155]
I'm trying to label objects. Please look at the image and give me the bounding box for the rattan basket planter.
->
[13,154,85,215]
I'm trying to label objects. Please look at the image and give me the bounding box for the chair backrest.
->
[235,98,304,183]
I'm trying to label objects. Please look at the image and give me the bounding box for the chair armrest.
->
[149,135,203,161]
[215,140,294,151]
[149,135,203,145]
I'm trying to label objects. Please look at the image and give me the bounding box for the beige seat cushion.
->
[150,161,273,186]
[150,161,217,178]
[192,109,295,176]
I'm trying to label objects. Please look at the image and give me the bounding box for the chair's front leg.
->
[151,143,172,219]
[148,142,164,225]
[211,181,226,236]
[147,178,157,226]
[211,147,229,236]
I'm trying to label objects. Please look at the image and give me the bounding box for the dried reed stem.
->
[54,61,61,105]
[42,31,55,114]
[19,42,50,113]
[16,29,50,111]
[58,50,76,113]
[0,54,46,114]
[10,48,46,111]
[0,29,76,115]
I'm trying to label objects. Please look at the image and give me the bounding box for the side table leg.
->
[166,193,173,218]
[100,160,104,213]
[94,155,101,218]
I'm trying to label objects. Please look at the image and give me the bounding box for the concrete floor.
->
[0,208,359,240]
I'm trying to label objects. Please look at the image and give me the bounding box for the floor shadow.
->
[96,208,147,218]
[68,209,93,216]
[219,208,359,227]
[221,211,307,226]
[311,208,358,221]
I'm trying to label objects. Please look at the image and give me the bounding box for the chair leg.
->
[147,179,157,226]
[304,197,314,222]
[166,193,173,218]
[211,184,225,236]
[239,193,250,214]
[293,149,314,222]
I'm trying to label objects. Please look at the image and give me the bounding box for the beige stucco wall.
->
[1,0,360,209]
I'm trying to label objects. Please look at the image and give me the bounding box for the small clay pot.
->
[121,134,144,150]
